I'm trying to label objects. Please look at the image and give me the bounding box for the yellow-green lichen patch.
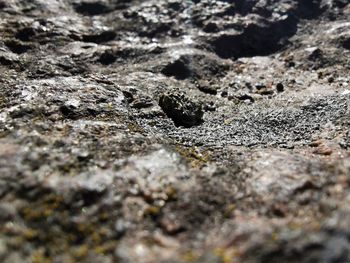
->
[31,248,53,263]
[213,247,238,263]
[182,250,200,262]
[14,193,119,262]
[0,94,6,109]
[175,145,211,168]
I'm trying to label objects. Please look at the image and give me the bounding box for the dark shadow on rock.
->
[99,50,117,65]
[208,0,327,60]
[210,16,298,59]
[15,27,37,42]
[161,57,193,80]
[4,39,31,54]
[73,1,111,16]
[296,0,326,19]
[82,31,116,44]
[342,38,350,50]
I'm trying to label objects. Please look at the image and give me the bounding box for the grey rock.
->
[159,93,203,128]
[0,0,349,262]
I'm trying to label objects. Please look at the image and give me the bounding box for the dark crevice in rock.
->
[234,0,257,15]
[4,39,31,54]
[206,0,329,60]
[0,1,6,9]
[161,58,193,80]
[98,47,163,65]
[99,50,117,65]
[16,27,37,42]
[296,0,326,19]
[210,16,298,59]
[198,85,218,95]
[0,56,16,66]
[73,2,111,16]
[59,104,80,120]
[237,94,255,103]
[342,38,350,50]
[82,31,117,43]
[333,0,349,8]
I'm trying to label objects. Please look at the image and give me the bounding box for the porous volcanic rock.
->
[0,0,349,262]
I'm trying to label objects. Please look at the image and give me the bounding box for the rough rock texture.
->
[0,0,350,262]
[159,92,203,127]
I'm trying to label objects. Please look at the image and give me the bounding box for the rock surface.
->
[0,0,350,262]
[159,92,204,127]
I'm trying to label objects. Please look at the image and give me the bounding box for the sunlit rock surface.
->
[0,0,350,262]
